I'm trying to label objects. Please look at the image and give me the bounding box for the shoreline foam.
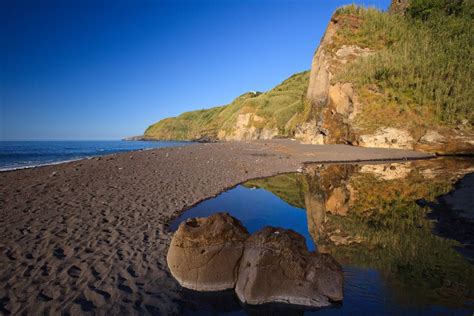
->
[0,140,191,172]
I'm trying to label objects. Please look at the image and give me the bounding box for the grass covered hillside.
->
[144,71,309,140]
[332,0,473,130]
[145,0,472,152]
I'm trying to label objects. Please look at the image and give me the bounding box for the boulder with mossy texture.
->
[166,213,249,291]
[235,227,344,308]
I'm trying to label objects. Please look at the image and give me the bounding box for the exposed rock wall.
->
[144,3,473,154]
[297,15,371,146]
[221,113,278,141]
[298,12,474,154]
[306,20,337,110]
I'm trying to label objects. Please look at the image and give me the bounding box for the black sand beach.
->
[0,140,431,314]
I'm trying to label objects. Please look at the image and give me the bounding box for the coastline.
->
[0,140,192,173]
[0,157,86,173]
[0,140,431,314]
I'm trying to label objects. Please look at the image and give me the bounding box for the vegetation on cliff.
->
[144,71,309,140]
[244,174,305,209]
[243,160,474,308]
[334,1,473,127]
[144,0,472,151]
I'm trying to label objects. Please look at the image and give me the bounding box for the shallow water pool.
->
[170,158,474,315]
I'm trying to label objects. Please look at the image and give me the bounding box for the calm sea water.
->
[171,159,474,315]
[0,140,190,171]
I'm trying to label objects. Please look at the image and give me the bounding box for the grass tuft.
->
[333,1,473,125]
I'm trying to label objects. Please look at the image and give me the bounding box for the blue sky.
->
[1,0,390,140]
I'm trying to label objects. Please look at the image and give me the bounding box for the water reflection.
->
[171,158,474,315]
[299,159,474,311]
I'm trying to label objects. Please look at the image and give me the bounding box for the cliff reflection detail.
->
[171,158,474,314]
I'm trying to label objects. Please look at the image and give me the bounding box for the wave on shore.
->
[0,140,191,172]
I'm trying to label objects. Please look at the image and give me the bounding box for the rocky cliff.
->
[298,1,474,154]
[144,71,309,141]
[144,0,473,154]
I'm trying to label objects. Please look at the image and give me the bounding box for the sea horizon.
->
[0,140,190,171]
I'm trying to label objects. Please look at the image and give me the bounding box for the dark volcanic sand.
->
[0,140,430,315]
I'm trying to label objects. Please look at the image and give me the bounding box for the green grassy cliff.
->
[334,1,473,129]
[143,0,473,153]
[144,71,310,140]
[299,0,473,153]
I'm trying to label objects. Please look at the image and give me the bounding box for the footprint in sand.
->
[90,286,111,300]
[41,264,50,276]
[0,296,11,314]
[67,265,82,278]
[4,249,17,261]
[53,248,66,259]
[127,266,138,278]
[118,284,133,294]
[73,297,95,312]
[38,290,53,302]
[90,267,101,280]
[23,265,34,277]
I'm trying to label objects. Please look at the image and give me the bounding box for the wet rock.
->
[235,227,343,308]
[167,213,249,291]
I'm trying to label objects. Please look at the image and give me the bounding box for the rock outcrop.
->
[297,8,474,154]
[296,14,370,146]
[145,2,473,155]
[166,213,249,291]
[122,135,145,141]
[167,213,344,308]
[144,72,309,142]
[235,227,343,307]
[358,127,415,150]
[222,113,279,141]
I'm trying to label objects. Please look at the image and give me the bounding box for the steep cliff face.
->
[144,0,472,154]
[296,14,370,145]
[298,2,474,154]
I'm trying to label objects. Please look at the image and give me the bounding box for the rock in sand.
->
[235,227,344,308]
[167,213,249,291]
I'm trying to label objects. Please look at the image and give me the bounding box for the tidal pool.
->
[170,158,474,315]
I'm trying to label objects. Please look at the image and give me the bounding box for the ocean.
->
[0,140,190,171]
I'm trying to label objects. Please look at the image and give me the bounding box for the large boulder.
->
[167,213,249,291]
[235,227,343,308]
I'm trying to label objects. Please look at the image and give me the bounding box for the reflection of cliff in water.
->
[248,158,474,309]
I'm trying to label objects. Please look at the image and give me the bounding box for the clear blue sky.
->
[1,0,390,140]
